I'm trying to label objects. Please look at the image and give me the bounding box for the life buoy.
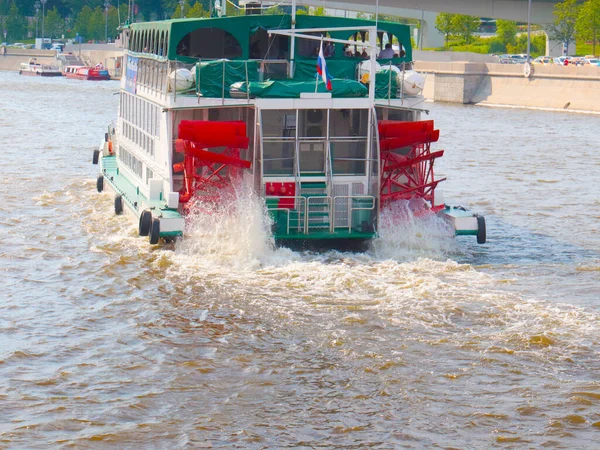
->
[108,141,113,154]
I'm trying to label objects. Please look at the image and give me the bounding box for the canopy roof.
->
[127,14,412,62]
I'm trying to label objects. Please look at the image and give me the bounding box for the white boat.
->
[19,58,62,77]
[93,11,485,248]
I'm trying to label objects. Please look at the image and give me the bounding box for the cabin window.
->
[299,109,326,138]
[297,32,330,58]
[176,28,242,59]
[331,141,366,175]
[261,110,295,138]
[249,28,289,59]
[330,109,368,138]
[263,141,294,175]
[375,106,415,122]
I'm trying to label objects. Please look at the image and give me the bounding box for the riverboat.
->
[64,63,111,81]
[93,11,486,248]
[19,58,62,77]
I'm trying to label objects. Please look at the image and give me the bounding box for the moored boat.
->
[19,58,62,77]
[64,63,111,81]
[93,10,485,248]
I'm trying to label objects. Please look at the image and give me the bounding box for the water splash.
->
[370,199,459,260]
[174,182,293,269]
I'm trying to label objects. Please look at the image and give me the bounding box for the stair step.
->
[301,182,327,189]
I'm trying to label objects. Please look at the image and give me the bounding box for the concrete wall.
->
[0,48,57,71]
[416,61,600,112]
[0,47,123,77]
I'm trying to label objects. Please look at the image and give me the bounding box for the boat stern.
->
[439,206,486,244]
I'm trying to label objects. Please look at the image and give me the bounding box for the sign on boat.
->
[92,9,486,249]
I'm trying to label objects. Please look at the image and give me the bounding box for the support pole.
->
[526,0,532,62]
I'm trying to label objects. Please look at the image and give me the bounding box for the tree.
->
[496,19,518,46]
[547,0,579,54]
[88,7,106,41]
[451,14,479,44]
[577,0,600,55]
[44,7,65,39]
[187,1,209,18]
[435,13,456,48]
[74,5,93,41]
[5,2,28,41]
[311,7,326,16]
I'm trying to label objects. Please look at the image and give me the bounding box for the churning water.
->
[0,72,599,448]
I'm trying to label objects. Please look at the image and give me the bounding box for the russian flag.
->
[316,41,332,91]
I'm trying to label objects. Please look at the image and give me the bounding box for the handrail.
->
[306,195,332,234]
[325,142,334,231]
[265,196,307,234]
[333,195,375,233]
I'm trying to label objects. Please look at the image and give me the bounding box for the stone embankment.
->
[415,61,600,113]
[0,46,123,77]
[0,48,57,71]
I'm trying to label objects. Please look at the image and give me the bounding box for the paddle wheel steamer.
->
[93,11,485,248]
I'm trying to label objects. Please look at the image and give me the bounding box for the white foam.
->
[370,200,459,260]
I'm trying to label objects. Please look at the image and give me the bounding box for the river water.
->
[1,72,599,448]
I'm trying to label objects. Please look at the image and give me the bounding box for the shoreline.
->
[3,50,600,114]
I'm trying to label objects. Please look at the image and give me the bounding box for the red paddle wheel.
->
[378,120,445,211]
[173,120,251,206]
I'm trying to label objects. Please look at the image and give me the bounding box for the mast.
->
[290,0,296,77]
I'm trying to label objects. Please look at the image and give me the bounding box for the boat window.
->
[375,106,414,122]
[298,141,325,173]
[176,28,242,59]
[330,109,368,138]
[261,110,296,138]
[298,109,326,138]
[297,32,329,58]
[207,107,239,122]
[331,141,367,175]
[249,28,289,60]
[263,141,294,176]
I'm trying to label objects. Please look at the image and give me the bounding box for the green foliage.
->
[435,12,455,48]
[576,0,600,55]
[74,5,93,40]
[5,2,28,41]
[450,42,489,54]
[311,7,326,16]
[487,38,507,54]
[506,33,546,56]
[187,2,209,18]
[264,6,285,15]
[451,14,479,44]
[496,19,517,45]
[546,0,579,50]
[44,7,64,39]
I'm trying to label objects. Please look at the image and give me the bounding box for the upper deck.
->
[119,15,424,110]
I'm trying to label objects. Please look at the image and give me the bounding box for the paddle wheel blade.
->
[378,120,444,208]
[175,120,251,204]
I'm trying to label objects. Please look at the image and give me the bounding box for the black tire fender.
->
[92,149,100,165]
[149,218,160,245]
[139,210,152,237]
[96,175,104,193]
[114,194,123,215]
[476,215,486,244]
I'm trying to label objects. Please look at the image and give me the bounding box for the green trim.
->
[160,231,184,237]
[455,230,478,236]
[274,230,376,240]
[128,15,412,63]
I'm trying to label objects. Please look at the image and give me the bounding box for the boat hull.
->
[19,70,63,77]
[65,73,110,81]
